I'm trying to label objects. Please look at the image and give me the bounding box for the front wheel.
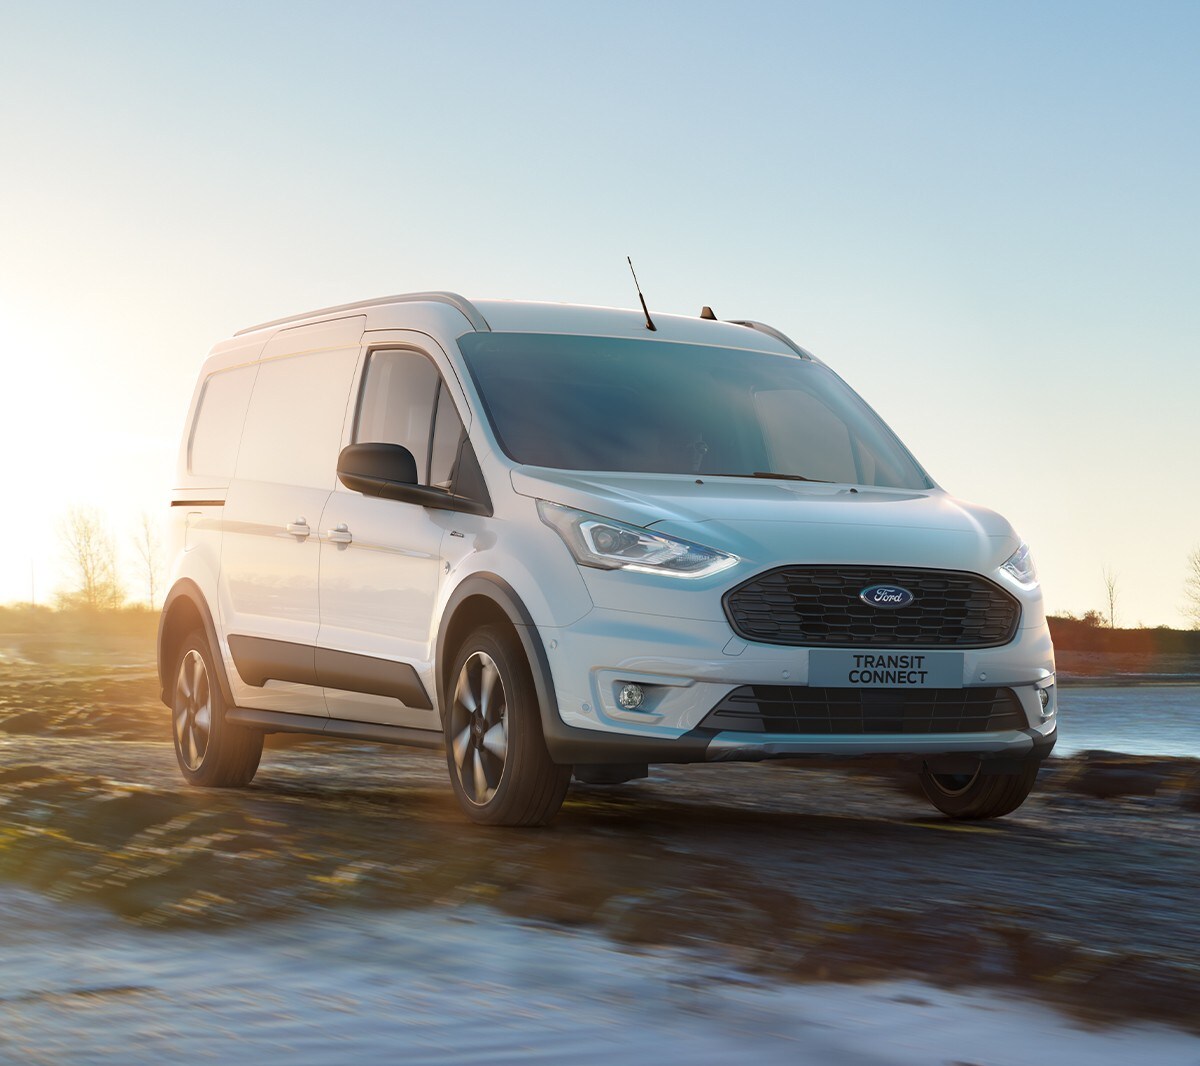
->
[444,626,570,826]
[171,629,263,787]
[918,760,1039,820]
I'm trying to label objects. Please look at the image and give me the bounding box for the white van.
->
[159,292,1056,825]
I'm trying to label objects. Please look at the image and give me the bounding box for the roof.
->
[232,292,810,359]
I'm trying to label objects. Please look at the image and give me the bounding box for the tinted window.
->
[754,389,859,485]
[429,385,466,490]
[355,350,439,480]
[189,365,256,478]
[354,349,475,492]
[458,333,932,489]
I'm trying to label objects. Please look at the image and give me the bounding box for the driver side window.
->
[354,348,481,499]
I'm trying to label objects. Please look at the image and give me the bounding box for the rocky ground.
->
[1,662,1199,1034]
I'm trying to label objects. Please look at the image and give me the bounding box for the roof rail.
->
[234,291,491,336]
[727,320,812,360]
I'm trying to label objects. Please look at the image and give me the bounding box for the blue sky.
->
[1,1,1197,624]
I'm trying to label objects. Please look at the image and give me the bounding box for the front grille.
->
[723,566,1019,648]
[701,686,1026,735]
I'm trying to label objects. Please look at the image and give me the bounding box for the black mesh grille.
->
[723,566,1020,648]
[701,686,1026,735]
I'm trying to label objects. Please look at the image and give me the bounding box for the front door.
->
[317,335,476,727]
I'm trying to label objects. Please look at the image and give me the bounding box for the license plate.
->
[808,650,964,688]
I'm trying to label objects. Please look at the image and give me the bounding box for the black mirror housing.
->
[337,442,419,494]
[337,442,490,515]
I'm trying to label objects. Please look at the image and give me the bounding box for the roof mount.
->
[235,291,491,336]
[728,319,812,360]
[700,306,717,320]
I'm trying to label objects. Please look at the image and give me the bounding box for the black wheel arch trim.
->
[158,579,236,709]
[435,572,554,727]
[435,573,714,765]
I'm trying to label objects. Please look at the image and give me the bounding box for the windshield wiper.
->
[714,472,833,483]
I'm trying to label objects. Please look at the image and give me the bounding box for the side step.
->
[226,708,445,751]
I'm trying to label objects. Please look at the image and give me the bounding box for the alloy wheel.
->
[449,651,509,805]
[174,649,212,771]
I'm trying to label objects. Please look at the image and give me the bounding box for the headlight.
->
[1001,541,1038,588]
[537,501,738,579]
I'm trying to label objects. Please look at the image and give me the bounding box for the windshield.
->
[458,333,933,490]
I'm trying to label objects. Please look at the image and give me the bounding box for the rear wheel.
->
[171,630,263,787]
[444,625,570,826]
[918,759,1039,819]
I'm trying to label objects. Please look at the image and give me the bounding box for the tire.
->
[918,759,1040,820]
[171,629,263,787]
[443,625,571,826]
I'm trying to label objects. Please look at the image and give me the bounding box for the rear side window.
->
[236,349,359,487]
[189,365,256,478]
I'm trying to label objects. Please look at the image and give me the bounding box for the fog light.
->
[618,683,645,710]
[1038,686,1054,716]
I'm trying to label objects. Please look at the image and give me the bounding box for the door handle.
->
[327,523,353,545]
[286,518,310,539]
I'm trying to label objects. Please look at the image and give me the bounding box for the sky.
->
[0,0,1197,625]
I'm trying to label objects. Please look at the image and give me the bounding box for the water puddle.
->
[1,887,1197,1065]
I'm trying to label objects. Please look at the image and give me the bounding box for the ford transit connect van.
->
[159,292,1056,825]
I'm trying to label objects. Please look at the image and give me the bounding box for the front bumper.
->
[536,605,1056,766]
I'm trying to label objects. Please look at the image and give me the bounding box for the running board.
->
[226,708,445,751]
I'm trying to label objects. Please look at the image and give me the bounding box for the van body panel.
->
[218,321,364,714]
[359,302,483,340]
[259,315,367,359]
[173,337,266,491]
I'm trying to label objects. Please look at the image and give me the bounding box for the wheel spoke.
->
[452,726,473,771]
[480,745,504,789]
[472,749,488,801]
[177,669,192,705]
[454,668,478,715]
[481,719,507,762]
[194,702,211,737]
[174,707,189,738]
[186,726,198,768]
[190,656,203,702]
[479,660,500,721]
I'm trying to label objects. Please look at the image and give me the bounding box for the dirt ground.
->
[1,659,1199,1034]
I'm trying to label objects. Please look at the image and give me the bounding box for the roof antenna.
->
[626,256,657,331]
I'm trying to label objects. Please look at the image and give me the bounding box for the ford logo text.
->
[859,584,915,609]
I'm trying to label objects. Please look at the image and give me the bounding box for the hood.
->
[511,468,1021,573]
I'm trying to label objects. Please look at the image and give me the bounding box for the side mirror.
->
[336,442,489,515]
[337,442,419,495]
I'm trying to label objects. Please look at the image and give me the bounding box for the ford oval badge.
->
[860,584,915,609]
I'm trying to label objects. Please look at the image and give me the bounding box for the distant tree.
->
[132,512,164,609]
[58,507,124,610]
[1102,565,1119,629]
[1080,609,1107,628]
[1186,546,1200,630]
